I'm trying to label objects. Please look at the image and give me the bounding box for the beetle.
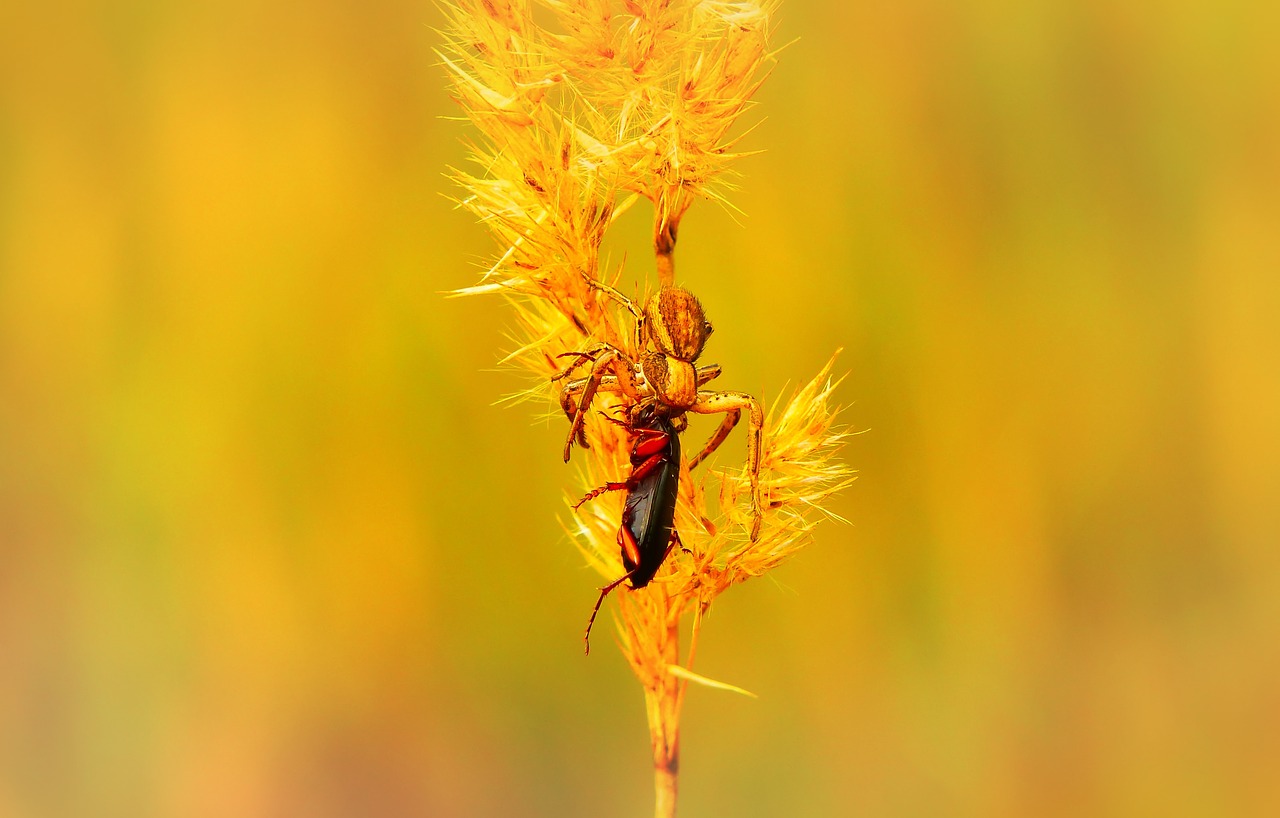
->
[577,408,682,655]
[554,282,765,541]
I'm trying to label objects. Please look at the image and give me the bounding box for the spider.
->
[553,281,764,541]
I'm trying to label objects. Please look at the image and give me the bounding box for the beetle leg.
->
[583,569,637,656]
[572,480,630,510]
[689,390,764,541]
[598,410,630,429]
[572,449,670,510]
[672,529,691,556]
[583,495,676,656]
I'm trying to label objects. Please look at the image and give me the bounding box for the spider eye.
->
[704,321,714,336]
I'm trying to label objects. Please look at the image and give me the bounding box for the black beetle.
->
[576,408,682,655]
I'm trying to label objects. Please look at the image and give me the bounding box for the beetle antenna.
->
[599,410,629,429]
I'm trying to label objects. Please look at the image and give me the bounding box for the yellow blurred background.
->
[3,1,1278,816]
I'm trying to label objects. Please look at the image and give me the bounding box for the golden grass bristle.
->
[443,3,850,816]
[441,0,779,287]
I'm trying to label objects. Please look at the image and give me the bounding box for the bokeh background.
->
[3,1,1279,816]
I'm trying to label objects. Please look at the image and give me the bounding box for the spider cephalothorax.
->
[554,283,764,541]
[638,286,711,408]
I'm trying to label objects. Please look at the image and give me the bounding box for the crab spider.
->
[554,283,765,541]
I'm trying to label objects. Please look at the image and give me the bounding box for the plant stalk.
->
[646,612,682,817]
[655,214,678,287]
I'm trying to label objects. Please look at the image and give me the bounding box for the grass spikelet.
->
[442,2,850,815]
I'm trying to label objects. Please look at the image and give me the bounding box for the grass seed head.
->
[444,3,850,814]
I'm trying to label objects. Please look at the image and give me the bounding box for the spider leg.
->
[554,340,632,384]
[561,373,617,420]
[684,364,740,469]
[557,342,632,448]
[562,350,616,461]
[694,363,722,386]
[581,275,647,352]
[581,276,642,318]
[559,347,644,461]
[689,390,764,541]
[560,373,647,450]
[658,366,719,443]
[551,347,605,383]
[688,408,740,471]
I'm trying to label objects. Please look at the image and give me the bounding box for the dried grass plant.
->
[441,1,852,815]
